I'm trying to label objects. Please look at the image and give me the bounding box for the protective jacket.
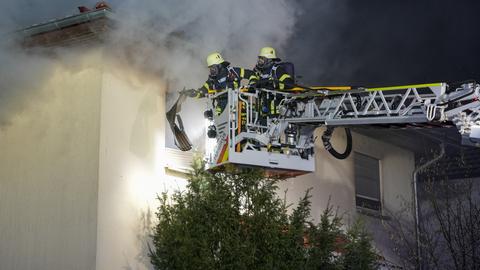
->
[254,63,294,90]
[196,64,257,98]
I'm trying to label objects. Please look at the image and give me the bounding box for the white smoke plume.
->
[107,0,299,146]
[108,0,298,89]
[0,0,299,136]
[0,37,57,127]
[0,0,97,128]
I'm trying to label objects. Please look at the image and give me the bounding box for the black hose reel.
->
[321,127,352,160]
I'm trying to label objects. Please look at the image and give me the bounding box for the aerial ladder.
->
[167,81,480,177]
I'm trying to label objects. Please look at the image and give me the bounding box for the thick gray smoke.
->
[0,45,52,127]
[0,0,98,128]
[108,0,298,89]
[0,0,299,135]
[106,0,299,146]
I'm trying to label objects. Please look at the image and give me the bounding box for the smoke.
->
[0,0,97,128]
[0,0,299,136]
[107,0,298,90]
[1,0,478,137]
[0,1,98,30]
[104,0,300,146]
[0,36,107,128]
[0,37,54,127]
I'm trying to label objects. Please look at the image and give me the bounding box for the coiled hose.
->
[321,127,352,159]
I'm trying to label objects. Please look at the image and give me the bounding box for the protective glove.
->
[247,80,258,92]
[181,88,198,97]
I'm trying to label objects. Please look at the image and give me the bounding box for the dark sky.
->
[287,0,480,86]
[2,0,479,87]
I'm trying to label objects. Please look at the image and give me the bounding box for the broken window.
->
[354,152,381,213]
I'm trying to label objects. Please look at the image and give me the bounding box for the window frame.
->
[353,151,383,216]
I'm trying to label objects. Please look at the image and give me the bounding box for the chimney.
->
[78,6,91,13]
[95,1,111,10]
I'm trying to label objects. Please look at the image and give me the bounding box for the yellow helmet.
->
[259,46,277,59]
[206,52,225,67]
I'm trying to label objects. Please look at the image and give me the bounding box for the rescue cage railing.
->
[212,81,479,152]
[236,84,446,127]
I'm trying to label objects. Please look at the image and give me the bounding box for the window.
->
[354,152,381,212]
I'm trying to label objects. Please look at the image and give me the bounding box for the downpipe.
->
[412,143,445,270]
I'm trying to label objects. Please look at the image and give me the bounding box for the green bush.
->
[342,220,378,270]
[149,160,377,269]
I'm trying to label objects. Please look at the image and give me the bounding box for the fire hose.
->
[321,127,352,159]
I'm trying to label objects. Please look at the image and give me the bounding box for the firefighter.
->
[253,47,294,91]
[186,52,256,116]
[252,47,295,118]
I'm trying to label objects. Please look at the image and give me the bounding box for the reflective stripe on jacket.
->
[197,66,256,98]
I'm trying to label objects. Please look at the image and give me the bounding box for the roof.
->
[18,8,115,47]
[354,127,480,178]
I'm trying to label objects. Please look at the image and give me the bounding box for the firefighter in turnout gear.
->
[253,47,294,91]
[186,52,257,116]
[253,47,294,118]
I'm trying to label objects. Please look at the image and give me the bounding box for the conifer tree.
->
[149,159,378,269]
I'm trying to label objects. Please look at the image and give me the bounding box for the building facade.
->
[0,8,419,270]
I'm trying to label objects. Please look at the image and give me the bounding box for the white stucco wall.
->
[0,49,103,270]
[95,65,170,270]
[0,46,184,270]
[278,127,415,262]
